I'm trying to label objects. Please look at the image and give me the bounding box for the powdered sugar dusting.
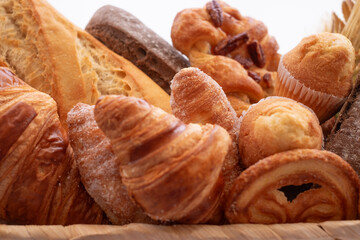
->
[67,103,151,224]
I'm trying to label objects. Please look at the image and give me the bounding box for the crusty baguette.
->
[0,0,171,126]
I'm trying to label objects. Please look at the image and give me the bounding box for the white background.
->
[47,0,344,54]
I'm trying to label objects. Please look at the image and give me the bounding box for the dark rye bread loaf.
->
[86,5,190,94]
[325,74,360,175]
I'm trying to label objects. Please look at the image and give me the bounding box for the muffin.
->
[238,97,323,167]
[275,32,355,123]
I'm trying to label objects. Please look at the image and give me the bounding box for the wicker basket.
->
[1,221,360,239]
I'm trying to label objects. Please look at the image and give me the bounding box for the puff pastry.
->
[67,103,154,225]
[225,149,360,224]
[94,95,231,223]
[170,67,241,193]
[171,0,281,108]
[0,67,105,224]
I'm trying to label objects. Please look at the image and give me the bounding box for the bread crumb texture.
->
[0,0,50,94]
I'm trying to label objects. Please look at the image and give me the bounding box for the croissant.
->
[94,95,231,223]
[225,149,360,224]
[170,67,241,195]
[171,0,281,110]
[67,103,154,225]
[0,67,105,224]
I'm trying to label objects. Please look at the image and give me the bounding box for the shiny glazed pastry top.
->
[226,149,360,224]
[238,97,323,167]
[171,0,281,110]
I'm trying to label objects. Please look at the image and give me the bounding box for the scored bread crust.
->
[0,0,171,127]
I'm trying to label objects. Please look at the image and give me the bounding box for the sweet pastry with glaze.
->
[0,67,105,224]
[238,97,323,167]
[275,32,355,123]
[171,67,241,194]
[170,67,241,223]
[86,5,190,94]
[0,0,171,128]
[67,103,154,225]
[225,149,360,224]
[226,94,250,117]
[325,74,360,176]
[171,0,281,109]
[94,95,231,224]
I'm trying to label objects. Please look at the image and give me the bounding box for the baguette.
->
[0,0,171,127]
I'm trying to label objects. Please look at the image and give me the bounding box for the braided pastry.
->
[171,67,242,223]
[94,95,231,223]
[226,149,360,224]
[170,67,241,193]
[171,0,281,111]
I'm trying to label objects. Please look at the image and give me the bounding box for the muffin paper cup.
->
[274,56,346,122]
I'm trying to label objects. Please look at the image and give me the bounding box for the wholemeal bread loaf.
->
[0,0,171,127]
[325,75,360,176]
[86,5,190,94]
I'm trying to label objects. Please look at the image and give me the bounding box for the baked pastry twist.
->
[170,67,241,193]
[170,67,241,223]
[67,103,154,225]
[94,95,231,223]
[171,0,281,110]
[225,149,360,224]
[0,67,105,224]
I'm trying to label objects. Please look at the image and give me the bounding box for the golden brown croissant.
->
[225,149,360,224]
[171,0,281,106]
[94,95,231,224]
[0,67,105,224]
[67,103,154,225]
[170,67,241,196]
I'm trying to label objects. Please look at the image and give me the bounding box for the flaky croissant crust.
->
[67,103,154,225]
[0,67,105,225]
[94,95,231,224]
[170,67,241,193]
[226,149,360,224]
